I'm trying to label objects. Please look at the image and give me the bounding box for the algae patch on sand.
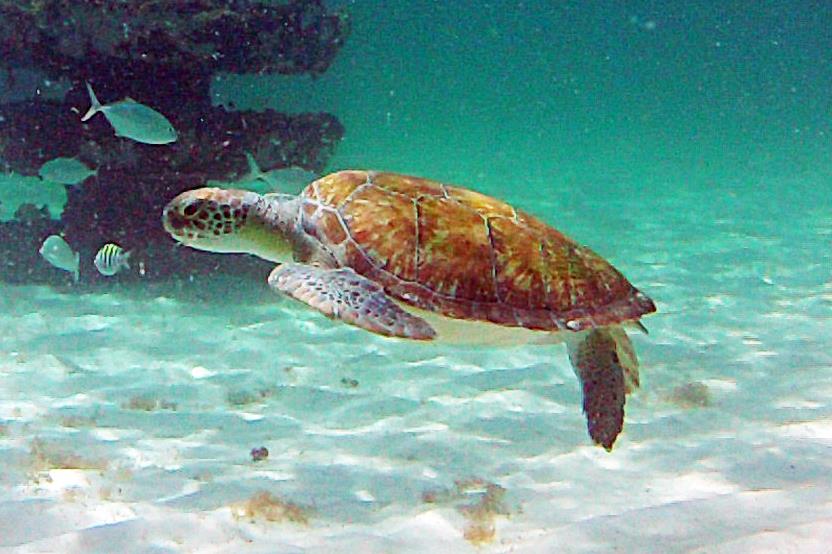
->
[230,491,311,525]
[422,477,511,546]
[29,438,108,474]
[121,395,178,411]
[665,381,712,408]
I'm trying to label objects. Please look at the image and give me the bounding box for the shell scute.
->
[316,207,348,246]
[341,184,418,280]
[415,195,497,301]
[371,172,446,198]
[516,308,558,330]
[306,170,369,208]
[482,302,516,325]
[445,185,516,219]
[489,216,549,308]
[302,201,317,218]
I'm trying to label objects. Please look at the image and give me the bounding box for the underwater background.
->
[1,1,830,552]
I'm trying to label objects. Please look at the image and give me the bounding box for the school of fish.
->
[34,83,322,281]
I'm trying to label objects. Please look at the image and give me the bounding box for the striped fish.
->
[94,243,131,276]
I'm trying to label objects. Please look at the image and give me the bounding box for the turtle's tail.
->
[567,327,638,451]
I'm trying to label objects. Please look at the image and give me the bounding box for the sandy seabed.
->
[0,177,830,553]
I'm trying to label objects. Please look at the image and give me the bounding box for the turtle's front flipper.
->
[268,264,437,340]
[567,327,637,451]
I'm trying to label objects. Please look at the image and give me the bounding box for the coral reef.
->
[0,0,348,82]
[0,0,349,284]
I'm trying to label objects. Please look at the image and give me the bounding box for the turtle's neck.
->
[254,194,300,234]
[241,194,302,263]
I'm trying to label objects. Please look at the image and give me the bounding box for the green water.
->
[217,1,831,193]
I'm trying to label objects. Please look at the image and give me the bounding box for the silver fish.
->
[38,157,97,185]
[39,235,79,282]
[240,152,318,194]
[94,243,131,276]
[82,82,177,145]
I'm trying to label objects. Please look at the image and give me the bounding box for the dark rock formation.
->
[0,0,349,82]
[0,0,349,285]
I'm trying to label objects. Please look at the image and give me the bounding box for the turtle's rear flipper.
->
[568,327,636,451]
[268,264,437,340]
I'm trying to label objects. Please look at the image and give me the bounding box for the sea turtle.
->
[162,171,656,450]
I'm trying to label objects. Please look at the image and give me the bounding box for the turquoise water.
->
[1,2,831,552]
[219,1,830,186]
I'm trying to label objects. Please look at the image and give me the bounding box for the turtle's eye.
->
[183,201,200,217]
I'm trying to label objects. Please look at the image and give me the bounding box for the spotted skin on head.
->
[163,188,253,244]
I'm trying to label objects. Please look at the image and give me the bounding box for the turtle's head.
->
[162,187,294,262]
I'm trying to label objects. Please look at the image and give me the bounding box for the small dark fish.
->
[251,446,269,462]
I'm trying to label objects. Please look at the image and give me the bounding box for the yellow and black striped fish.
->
[94,243,131,276]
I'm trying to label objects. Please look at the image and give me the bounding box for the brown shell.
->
[297,171,655,331]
